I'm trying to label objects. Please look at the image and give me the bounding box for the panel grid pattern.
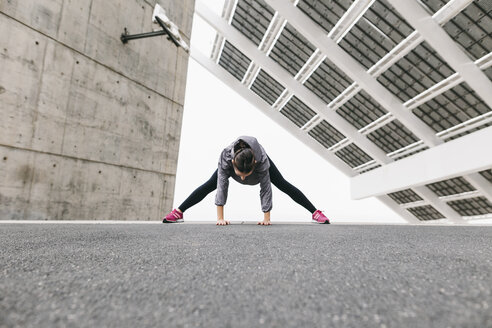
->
[338,0,414,69]
[218,41,252,81]
[280,96,317,128]
[335,143,373,168]
[230,0,275,47]
[367,120,420,154]
[377,42,455,102]
[441,0,492,61]
[426,177,476,197]
[407,205,445,221]
[269,23,316,76]
[412,82,492,133]
[250,69,285,106]
[447,197,492,216]
[303,58,353,104]
[308,120,346,149]
[296,0,354,34]
[485,66,492,82]
[336,90,388,130]
[479,169,492,184]
[418,0,449,14]
[388,189,423,204]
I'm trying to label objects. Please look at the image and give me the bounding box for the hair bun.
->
[233,146,256,173]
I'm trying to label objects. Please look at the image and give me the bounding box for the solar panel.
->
[250,69,286,106]
[303,58,353,104]
[280,96,317,128]
[338,0,413,69]
[447,197,492,216]
[418,0,449,14]
[426,177,476,197]
[441,0,492,61]
[485,66,492,82]
[338,22,387,69]
[308,120,346,148]
[407,205,445,221]
[336,90,388,130]
[367,120,420,154]
[377,42,455,102]
[479,169,492,184]
[269,23,316,76]
[412,82,492,133]
[296,0,353,34]
[365,0,414,43]
[388,189,423,204]
[230,0,275,46]
[218,41,252,81]
[335,143,373,168]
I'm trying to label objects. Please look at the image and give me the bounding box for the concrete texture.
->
[0,0,194,220]
[1,223,491,327]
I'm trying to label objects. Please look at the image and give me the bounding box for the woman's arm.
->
[215,158,230,226]
[258,170,272,225]
[216,205,230,225]
[258,211,271,225]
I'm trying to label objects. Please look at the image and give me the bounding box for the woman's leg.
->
[178,169,218,212]
[268,156,316,213]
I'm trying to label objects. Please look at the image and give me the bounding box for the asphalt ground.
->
[0,223,491,328]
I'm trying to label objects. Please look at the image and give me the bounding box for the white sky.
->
[172,2,406,223]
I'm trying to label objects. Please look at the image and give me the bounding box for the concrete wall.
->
[0,0,194,220]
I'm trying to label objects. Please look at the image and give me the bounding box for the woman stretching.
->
[163,136,330,225]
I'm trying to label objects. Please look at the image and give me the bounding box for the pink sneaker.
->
[312,210,330,224]
[162,209,184,223]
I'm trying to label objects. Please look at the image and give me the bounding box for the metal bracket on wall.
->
[121,4,189,53]
[121,16,181,47]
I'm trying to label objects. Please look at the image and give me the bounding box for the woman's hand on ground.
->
[216,219,230,226]
[216,206,229,226]
[257,219,271,226]
[258,211,271,225]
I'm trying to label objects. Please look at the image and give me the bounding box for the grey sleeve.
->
[259,170,272,212]
[215,165,230,206]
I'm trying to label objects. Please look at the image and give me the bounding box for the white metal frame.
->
[351,126,492,199]
[464,174,492,202]
[329,0,376,43]
[210,0,237,62]
[242,12,287,87]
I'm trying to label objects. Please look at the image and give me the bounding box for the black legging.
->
[178,157,316,213]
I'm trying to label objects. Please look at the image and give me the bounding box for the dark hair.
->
[233,140,256,173]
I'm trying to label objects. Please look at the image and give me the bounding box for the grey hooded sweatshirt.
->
[215,136,272,212]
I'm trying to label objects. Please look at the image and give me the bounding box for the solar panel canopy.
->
[195,0,492,223]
